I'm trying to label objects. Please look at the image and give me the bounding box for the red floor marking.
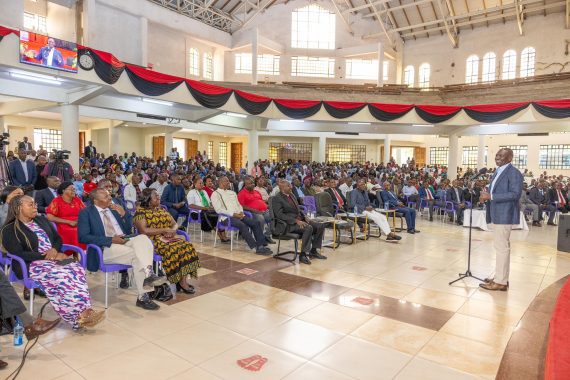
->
[237,355,268,371]
[352,297,374,305]
[412,266,427,271]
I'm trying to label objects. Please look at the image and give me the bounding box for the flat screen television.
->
[19,31,78,73]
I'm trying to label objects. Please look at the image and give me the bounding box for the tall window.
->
[291,5,335,50]
[23,12,47,34]
[346,59,378,80]
[234,53,280,75]
[207,141,213,159]
[418,63,430,88]
[462,146,487,167]
[326,144,366,162]
[33,128,61,152]
[429,147,449,165]
[189,48,199,76]
[269,143,312,161]
[520,47,536,78]
[465,55,479,84]
[203,53,213,80]
[218,142,228,168]
[482,52,496,82]
[539,145,570,169]
[500,145,527,168]
[502,50,516,80]
[404,65,414,87]
[291,56,335,78]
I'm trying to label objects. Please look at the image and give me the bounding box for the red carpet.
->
[545,277,570,380]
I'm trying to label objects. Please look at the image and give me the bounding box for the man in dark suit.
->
[323,178,347,212]
[17,137,32,153]
[84,141,97,159]
[9,150,36,188]
[34,176,60,213]
[418,181,436,221]
[547,182,570,214]
[381,182,419,234]
[161,174,189,229]
[447,179,466,225]
[479,148,523,291]
[273,180,326,265]
[528,181,555,224]
[78,188,167,310]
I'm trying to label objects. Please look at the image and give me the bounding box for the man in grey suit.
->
[273,180,326,265]
[479,148,523,291]
[520,182,541,227]
[528,181,555,225]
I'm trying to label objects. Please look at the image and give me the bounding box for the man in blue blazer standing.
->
[9,150,36,188]
[479,148,523,291]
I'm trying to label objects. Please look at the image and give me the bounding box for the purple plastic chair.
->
[86,244,132,309]
[187,208,204,242]
[153,230,190,273]
[8,244,85,315]
[213,211,253,251]
[303,196,317,213]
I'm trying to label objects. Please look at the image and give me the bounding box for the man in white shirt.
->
[402,180,420,206]
[123,173,147,206]
[149,173,168,198]
[338,177,352,198]
[211,176,272,255]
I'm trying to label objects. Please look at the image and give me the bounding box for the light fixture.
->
[279,119,304,123]
[10,72,62,85]
[225,112,247,118]
[141,98,173,106]
[412,124,434,128]
[348,122,371,125]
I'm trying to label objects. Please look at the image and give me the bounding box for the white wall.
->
[47,2,76,42]
[0,0,24,29]
[402,13,570,87]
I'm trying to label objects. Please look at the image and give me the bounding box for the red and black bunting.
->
[415,105,462,124]
[464,102,530,123]
[323,101,366,119]
[125,64,183,96]
[187,80,233,109]
[368,103,414,121]
[533,99,570,119]
[234,90,272,115]
[273,99,322,119]
[80,48,125,85]
[0,26,17,42]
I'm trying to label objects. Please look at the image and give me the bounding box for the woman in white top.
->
[187,177,228,242]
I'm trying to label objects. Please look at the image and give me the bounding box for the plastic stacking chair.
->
[187,209,204,242]
[86,244,132,309]
[153,230,190,273]
[213,213,240,251]
[303,196,317,213]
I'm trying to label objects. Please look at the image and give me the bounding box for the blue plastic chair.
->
[444,201,456,222]
[86,244,132,309]
[8,244,85,315]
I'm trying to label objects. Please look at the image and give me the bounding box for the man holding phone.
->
[78,188,167,310]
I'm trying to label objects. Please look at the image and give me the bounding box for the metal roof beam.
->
[330,0,354,35]
[364,0,395,48]
[515,0,524,34]
[567,0,570,27]
[436,0,458,47]
[233,0,274,32]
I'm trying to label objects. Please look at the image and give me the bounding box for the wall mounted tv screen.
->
[19,31,77,73]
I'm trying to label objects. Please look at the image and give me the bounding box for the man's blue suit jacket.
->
[486,164,524,225]
[9,159,37,186]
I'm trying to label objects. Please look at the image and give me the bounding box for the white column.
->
[164,131,173,158]
[395,40,404,85]
[477,134,486,169]
[383,134,391,164]
[448,133,459,180]
[0,116,6,134]
[82,0,97,46]
[377,42,384,87]
[61,104,80,170]
[318,136,326,163]
[140,17,148,67]
[251,28,258,85]
[247,129,259,168]
[109,122,120,157]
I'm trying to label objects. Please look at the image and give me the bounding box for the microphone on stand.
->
[469,167,488,181]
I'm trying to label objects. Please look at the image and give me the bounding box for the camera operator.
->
[41,150,74,182]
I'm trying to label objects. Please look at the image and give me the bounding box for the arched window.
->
[482,52,496,82]
[403,65,414,87]
[291,5,336,49]
[418,63,430,88]
[465,55,479,84]
[520,47,536,77]
[502,50,516,80]
[203,53,213,80]
[189,48,199,77]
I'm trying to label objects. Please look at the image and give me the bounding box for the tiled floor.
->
[1,217,569,379]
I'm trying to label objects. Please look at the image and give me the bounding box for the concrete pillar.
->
[395,39,404,85]
[377,42,384,87]
[82,0,97,46]
[448,133,459,180]
[383,134,391,164]
[61,104,80,170]
[251,28,258,85]
[109,122,120,157]
[477,134,486,169]
[0,116,6,134]
[140,17,148,67]
[164,131,173,158]
[317,136,326,163]
[247,129,259,168]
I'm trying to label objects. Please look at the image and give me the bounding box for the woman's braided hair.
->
[0,194,33,248]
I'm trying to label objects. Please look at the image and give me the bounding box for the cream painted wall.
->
[424,133,570,176]
[92,128,109,156]
[47,2,76,42]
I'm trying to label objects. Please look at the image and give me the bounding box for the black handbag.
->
[149,283,173,302]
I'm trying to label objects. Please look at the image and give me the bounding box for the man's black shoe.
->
[255,246,273,255]
[265,237,276,244]
[120,272,129,289]
[407,229,415,234]
[143,273,168,291]
[299,255,312,265]
[548,222,557,226]
[136,297,160,310]
[309,250,327,259]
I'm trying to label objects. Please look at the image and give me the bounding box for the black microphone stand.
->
[449,171,486,285]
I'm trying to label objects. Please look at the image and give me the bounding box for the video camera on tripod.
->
[54,149,71,160]
[0,132,10,151]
